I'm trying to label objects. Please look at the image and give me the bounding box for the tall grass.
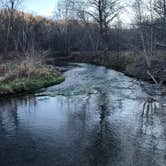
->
[0,50,64,95]
[0,50,59,83]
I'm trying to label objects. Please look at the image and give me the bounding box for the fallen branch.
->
[147,70,158,84]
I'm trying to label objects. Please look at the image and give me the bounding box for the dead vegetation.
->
[70,50,166,84]
[0,51,64,96]
[0,51,58,81]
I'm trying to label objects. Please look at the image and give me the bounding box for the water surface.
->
[0,63,166,166]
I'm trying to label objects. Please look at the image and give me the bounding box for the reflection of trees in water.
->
[139,98,166,136]
[126,98,166,166]
[139,98,156,135]
[65,94,92,143]
[0,96,37,135]
[54,94,93,166]
[137,97,166,155]
[62,89,119,166]
[0,100,18,135]
[88,91,119,166]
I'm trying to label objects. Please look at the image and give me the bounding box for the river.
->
[0,63,166,166]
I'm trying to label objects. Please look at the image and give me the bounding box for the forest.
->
[1,1,166,166]
[0,0,166,94]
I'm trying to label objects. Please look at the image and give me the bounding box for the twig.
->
[147,70,158,84]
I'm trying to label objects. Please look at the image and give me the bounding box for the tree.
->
[1,0,23,53]
[153,0,166,20]
[132,0,159,83]
[54,0,78,54]
[153,0,166,47]
[78,0,122,45]
[132,0,153,68]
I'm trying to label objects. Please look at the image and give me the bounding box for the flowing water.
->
[0,63,166,166]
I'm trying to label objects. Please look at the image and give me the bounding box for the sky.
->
[23,0,133,26]
[23,0,58,17]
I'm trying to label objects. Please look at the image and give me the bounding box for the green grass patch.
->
[0,74,65,96]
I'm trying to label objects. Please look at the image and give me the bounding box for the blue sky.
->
[23,0,58,17]
[23,0,132,26]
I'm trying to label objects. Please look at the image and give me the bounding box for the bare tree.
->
[153,0,166,20]
[1,0,23,53]
[133,0,152,67]
[77,0,122,42]
[153,0,166,47]
[133,0,159,83]
[54,0,78,54]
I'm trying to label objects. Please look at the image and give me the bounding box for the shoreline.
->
[68,51,166,85]
[0,55,65,97]
[0,74,65,97]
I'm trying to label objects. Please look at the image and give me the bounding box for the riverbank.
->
[1,63,166,166]
[0,54,64,96]
[70,51,166,84]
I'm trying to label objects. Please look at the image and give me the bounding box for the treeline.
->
[0,0,166,59]
[0,9,131,54]
[0,0,137,55]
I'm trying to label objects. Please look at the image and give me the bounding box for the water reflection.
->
[0,63,166,166]
[88,91,119,166]
[139,98,166,138]
[0,99,18,136]
[134,98,166,165]
[0,96,38,136]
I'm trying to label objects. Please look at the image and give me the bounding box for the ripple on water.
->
[0,63,166,166]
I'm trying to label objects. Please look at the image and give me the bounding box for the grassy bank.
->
[70,51,166,84]
[0,74,64,96]
[0,53,64,96]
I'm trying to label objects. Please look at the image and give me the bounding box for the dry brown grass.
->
[70,50,166,83]
[0,50,59,83]
[71,51,140,71]
[0,51,64,96]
